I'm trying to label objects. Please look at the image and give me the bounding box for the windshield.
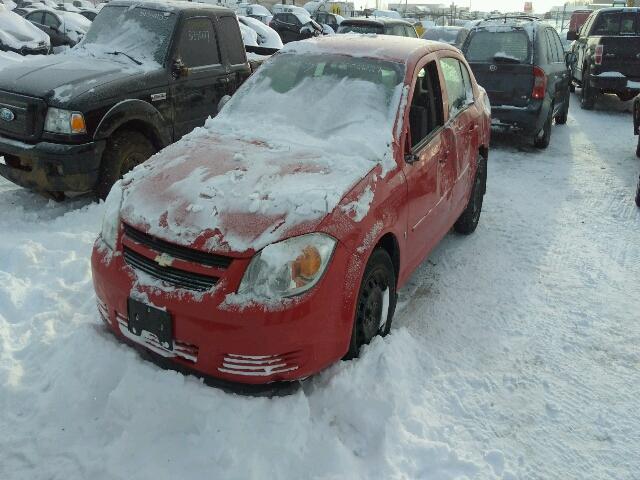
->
[464,29,531,63]
[78,6,177,66]
[218,52,405,153]
[338,23,384,34]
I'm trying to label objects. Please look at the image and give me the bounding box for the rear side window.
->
[440,57,467,115]
[337,23,384,34]
[177,17,220,67]
[544,29,561,63]
[592,11,638,35]
[464,29,531,63]
[218,16,246,65]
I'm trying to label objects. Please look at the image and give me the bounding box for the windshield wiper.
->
[106,51,142,66]
[492,54,521,64]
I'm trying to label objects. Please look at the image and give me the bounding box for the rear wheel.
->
[96,130,156,200]
[636,136,640,158]
[636,175,640,208]
[534,106,553,149]
[581,73,596,110]
[345,249,397,359]
[454,155,486,235]
[617,92,635,102]
[569,82,575,93]
[555,94,570,125]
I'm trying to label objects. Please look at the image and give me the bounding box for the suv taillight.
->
[594,44,604,65]
[532,66,546,100]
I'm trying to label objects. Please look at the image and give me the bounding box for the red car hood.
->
[120,131,377,256]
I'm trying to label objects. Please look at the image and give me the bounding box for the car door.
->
[402,58,456,268]
[439,56,476,219]
[170,16,229,140]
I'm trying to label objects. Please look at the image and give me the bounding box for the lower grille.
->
[219,353,300,377]
[123,246,218,291]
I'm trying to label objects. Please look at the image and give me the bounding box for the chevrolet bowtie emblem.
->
[154,253,174,267]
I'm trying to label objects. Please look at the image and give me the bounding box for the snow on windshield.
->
[77,6,176,68]
[218,51,405,171]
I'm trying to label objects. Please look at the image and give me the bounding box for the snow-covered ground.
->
[1,94,639,479]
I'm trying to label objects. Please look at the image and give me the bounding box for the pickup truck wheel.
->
[533,106,553,149]
[345,249,397,359]
[581,74,596,110]
[454,155,486,235]
[96,130,156,199]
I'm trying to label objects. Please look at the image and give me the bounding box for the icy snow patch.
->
[340,185,374,222]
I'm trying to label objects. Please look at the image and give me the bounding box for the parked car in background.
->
[269,11,322,43]
[0,3,50,54]
[337,17,417,37]
[312,11,343,33]
[236,2,272,25]
[567,8,592,38]
[462,16,571,148]
[568,8,640,109]
[0,1,257,199]
[77,8,96,20]
[422,26,468,48]
[23,7,90,47]
[91,35,490,387]
[238,14,282,49]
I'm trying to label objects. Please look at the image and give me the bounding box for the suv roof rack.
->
[481,14,540,23]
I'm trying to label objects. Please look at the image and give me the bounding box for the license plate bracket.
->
[127,298,173,350]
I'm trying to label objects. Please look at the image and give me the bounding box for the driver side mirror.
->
[565,52,577,67]
[566,31,577,41]
[171,58,189,79]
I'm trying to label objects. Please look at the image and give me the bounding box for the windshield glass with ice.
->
[217,52,405,158]
[78,6,177,66]
[464,29,531,63]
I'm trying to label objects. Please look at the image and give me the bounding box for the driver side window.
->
[408,61,445,148]
[176,17,220,68]
[43,13,60,29]
[26,11,44,24]
[440,57,467,116]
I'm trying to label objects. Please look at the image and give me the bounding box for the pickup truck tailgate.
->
[596,36,640,78]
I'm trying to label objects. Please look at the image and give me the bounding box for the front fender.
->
[93,99,171,147]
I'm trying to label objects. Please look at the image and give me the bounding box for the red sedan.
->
[91,35,491,385]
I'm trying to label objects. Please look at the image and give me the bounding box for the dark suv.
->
[568,8,640,109]
[337,17,418,37]
[462,16,571,148]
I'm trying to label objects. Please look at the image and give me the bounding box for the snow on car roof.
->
[282,34,457,64]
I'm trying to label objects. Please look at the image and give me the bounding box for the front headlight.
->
[44,107,86,134]
[100,180,123,250]
[238,233,337,299]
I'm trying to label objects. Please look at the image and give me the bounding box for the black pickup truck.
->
[568,7,640,109]
[0,1,256,198]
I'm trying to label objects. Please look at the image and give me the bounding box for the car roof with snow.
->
[107,0,232,14]
[282,34,458,64]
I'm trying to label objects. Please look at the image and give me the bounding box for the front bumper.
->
[0,134,105,192]
[91,235,358,385]
[489,101,547,135]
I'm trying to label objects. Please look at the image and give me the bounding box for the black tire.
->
[581,73,595,110]
[533,106,553,149]
[617,92,635,102]
[569,82,575,93]
[636,175,640,208]
[96,130,155,200]
[555,95,569,125]
[454,155,486,235]
[345,248,397,359]
[636,136,640,158]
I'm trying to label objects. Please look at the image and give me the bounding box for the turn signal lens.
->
[292,246,322,285]
[70,113,87,134]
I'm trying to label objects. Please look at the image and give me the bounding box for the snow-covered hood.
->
[120,130,380,256]
[0,8,50,49]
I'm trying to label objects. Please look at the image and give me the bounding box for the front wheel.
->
[345,249,397,359]
[96,130,156,200]
[454,155,486,235]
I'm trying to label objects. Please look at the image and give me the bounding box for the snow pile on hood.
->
[120,48,404,253]
[239,20,258,46]
[0,7,50,49]
[238,15,282,49]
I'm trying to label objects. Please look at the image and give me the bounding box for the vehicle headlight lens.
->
[44,107,86,134]
[100,180,123,250]
[238,233,337,298]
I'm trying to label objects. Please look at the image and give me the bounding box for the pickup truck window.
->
[593,11,638,36]
[409,61,444,147]
[80,6,177,65]
[177,17,220,67]
[217,16,246,65]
